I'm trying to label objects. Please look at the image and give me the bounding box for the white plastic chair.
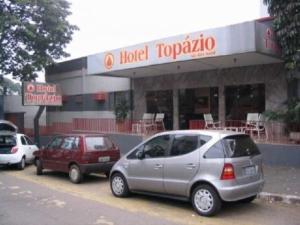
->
[132,113,155,134]
[244,113,268,140]
[154,113,165,131]
[203,114,221,129]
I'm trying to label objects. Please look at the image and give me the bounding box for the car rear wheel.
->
[191,184,221,217]
[69,164,82,184]
[110,173,130,197]
[36,158,43,175]
[17,157,25,170]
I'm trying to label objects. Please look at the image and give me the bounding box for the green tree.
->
[263,0,300,72]
[0,0,78,81]
[0,77,21,95]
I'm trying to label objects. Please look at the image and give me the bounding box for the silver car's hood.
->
[0,120,18,133]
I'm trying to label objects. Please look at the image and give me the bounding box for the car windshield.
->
[222,135,260,158]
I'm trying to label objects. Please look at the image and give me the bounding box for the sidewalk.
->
[259,165,300,204]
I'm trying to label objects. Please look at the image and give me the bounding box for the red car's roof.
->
[51,133,108,137]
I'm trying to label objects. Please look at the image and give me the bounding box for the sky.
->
[64,0,269,61]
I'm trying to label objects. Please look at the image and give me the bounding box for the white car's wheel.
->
[17,157,25,170]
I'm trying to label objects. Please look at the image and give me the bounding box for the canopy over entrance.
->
[87,18,282,78]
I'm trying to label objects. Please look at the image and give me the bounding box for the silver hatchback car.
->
[110,130,264,216]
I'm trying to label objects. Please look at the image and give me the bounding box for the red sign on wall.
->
[22,82,62,106]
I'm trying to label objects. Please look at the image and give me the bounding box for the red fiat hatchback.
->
[33,134,120,183]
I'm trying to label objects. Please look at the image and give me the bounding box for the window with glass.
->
[25,136,34,145]
[143,135,171,158]
[170,135,199,156]
[61,137,79,150]
[223,135,260,158]
[178,87,219,129]
[225,84,265,120]
[21,136,27,145]
[48,137,63,149]
[85,136,112,151]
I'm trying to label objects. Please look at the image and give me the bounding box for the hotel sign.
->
[22,82,62,106]
[88,20,281,75]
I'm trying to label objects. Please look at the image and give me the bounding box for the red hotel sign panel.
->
[22,82,62,106]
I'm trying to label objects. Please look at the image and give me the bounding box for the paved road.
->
[0,166,300,225]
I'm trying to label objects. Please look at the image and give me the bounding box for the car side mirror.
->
[136,150,145,160]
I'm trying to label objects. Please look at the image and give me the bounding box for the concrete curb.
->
[258,192,300,205]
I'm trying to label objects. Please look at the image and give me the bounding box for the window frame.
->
[20,136,27,146]
[168,134,200,157]
[127,134,172,160]
[47,136,64,150]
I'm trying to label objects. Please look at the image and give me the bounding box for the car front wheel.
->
[110,173,130,197]
[191,184,221,217]
[69,164,82,184]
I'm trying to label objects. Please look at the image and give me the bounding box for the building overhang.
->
[86,18,282,79]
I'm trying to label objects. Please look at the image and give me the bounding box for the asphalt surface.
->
[263,165,300,196]
[1,165,300,225]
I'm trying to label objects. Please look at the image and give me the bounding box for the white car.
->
[0,120,38,170]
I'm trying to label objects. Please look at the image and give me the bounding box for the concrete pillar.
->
[173,89,179,130]
[219,85,225,124]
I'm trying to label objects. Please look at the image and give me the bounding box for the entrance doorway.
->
[146,90,173,130]
[178,87,219,129]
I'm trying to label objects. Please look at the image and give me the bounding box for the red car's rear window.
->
[85,136,113,151]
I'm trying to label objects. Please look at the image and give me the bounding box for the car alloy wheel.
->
[111,173,129,197]
[192,184,221,217]
[194,189,214,212]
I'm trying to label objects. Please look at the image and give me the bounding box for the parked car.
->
[33,133,120,183]
[110,130,264,216]
[0,120,38,170]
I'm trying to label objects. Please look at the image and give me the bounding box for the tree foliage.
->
[0,77,21,95]
[263,0,300,72]
[0,0,78,81]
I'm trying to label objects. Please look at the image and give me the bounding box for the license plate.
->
[98,156,110,163]
[244,166,256,176]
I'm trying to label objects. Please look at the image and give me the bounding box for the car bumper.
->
[218,179,265,201]
[0,154,20,165]
[80,162,116,174]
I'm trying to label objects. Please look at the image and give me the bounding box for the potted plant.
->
[264,99,300,142]
[113,98,130,132]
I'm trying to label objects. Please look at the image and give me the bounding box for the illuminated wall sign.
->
[88,20,281,75]
[156,34,216,60]
[255,20,282,56]
[22,82,62,106]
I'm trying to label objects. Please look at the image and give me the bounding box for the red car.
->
[33,134,120,183]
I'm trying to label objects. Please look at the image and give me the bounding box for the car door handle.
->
[185,163,196,169]
[154,164,163,169]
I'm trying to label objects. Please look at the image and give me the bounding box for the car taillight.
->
[11,146,18,154]
[221,163,235,180]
